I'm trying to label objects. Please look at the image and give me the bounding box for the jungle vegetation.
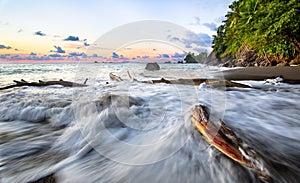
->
[212,0,300,63]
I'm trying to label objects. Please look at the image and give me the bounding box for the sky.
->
[0,0,233,62]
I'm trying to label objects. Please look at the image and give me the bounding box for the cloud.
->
[183,32,212,47]
[92,54,98,58]
[64,36,79,41]
[34,31,46,36]
[160,54,170,58]
[215,16,226,24]
[112,52,119,58]
[172,52,187,58]
[190,17,201,26]
[50,46,65,53]
[25,55,42,60]
[195,33,212,45]
[10,55,22,60]
[49,53,62,57]
[17,29,23,33]
[193,47,208,53]
[68,52,87,58]
[90,54,104,59]
[203,22,218,31]
[0,21,9,26]
[0,44,12,49]
[168,36,180,42]
[142,55,149,59]
[168,31,212,50]
[30,52,37,56]
[25,55,54,61]
[0,54,10,59]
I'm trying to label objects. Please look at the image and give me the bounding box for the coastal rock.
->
[31,174,56,183]
[276,62,289,67]
[184,54,198,63]
[214,46,294,67]
[289,56,300,66]
[237,48,257,63]
[220,60,234,67]
[145,62,160,70]
[205,56,220,66]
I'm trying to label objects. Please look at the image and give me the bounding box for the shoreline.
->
[215,66,300,84]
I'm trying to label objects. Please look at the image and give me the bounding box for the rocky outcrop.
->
[184,54,198,63]
[145,62,160,70]
[217,46,292,67]
[203,52,221,66]
[185,47,297,67]
[31,174,56,183]
[290,55,300,66]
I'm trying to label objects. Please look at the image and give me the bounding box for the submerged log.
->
[191,104,272,183]
[0,79,87,90]
[109,72,251,88]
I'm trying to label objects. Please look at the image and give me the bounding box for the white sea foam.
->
[0,63,300,183]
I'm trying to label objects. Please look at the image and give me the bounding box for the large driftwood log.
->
[0,79,87,90]
[191,104,272,183]
[109,72,251,88]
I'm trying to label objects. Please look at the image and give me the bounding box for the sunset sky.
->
[0,0,233,62]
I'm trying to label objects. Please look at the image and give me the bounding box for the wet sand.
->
[216,66,300,83]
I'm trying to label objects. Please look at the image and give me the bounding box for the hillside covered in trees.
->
[212,0,300,67]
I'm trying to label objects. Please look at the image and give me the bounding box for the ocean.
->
[0,62,300,183]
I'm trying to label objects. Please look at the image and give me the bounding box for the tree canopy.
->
[213,0,300,62]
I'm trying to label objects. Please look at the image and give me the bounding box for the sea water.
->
[0,62,299,183]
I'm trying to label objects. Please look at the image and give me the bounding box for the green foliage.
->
[213,0,300,61]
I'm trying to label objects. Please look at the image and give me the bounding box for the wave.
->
[0,64,300,182]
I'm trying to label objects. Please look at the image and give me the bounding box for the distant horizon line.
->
[0,59,187,64]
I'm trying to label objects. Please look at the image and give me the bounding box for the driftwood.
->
[109,73,123,82]
[109,72,251,88]
[0,79,87,90]
[191,104,272,183]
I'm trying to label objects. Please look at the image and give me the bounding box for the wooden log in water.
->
[0,79,87,90]
[109,72,251,88]
[191,104,272,183]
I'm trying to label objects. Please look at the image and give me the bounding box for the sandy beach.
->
[218,66,300,83]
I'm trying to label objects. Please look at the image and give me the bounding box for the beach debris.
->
[126,70,138,81]
[109,72,251,88]
[264,76,284,85]
[0,79,87,90]
[109,73,123,82]
[191,104,272,183]
[83,78,88,85]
